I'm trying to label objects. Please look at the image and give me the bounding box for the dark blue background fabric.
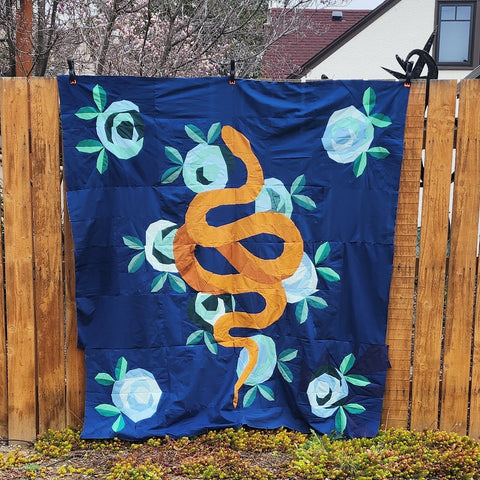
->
[58,76,409,440]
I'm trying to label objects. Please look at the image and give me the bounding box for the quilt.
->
[58,76,409,440]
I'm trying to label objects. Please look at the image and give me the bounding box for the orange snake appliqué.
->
[173,126,304,407]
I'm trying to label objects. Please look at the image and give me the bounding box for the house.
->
[264,0,480,81]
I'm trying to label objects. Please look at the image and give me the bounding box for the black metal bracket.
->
[229,59,236,85]
[67,59,77,85]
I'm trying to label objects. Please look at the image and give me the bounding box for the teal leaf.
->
[128,251,145,273]
[344,403,366,414]
[76,139,104,153]
[96,149,108,174]
[123,236,144,250]
[277,361,293,383]
[369,113,392,128]
[243,386,258,408]
[345,374,370,387]
[161,166,182,184]
[95,404,121,417]
[278,349,298,362]
[335,406,347,434]
[94,372,115,386]
[367,146,390,159]
[315,242,331,265]
[204,331,218,355]
[165,146,183,165]
[151,273,168,292]
[290,174,306,195]
[75,106,99,120]
[306,295,328,309]
[292,194,316,211]
[339,353,356,375]
[185,124,207,144]
[115,357,127,381]
[93,84,107,112]
[168,273,187,293]
[112,414,125,433]
[363,87,376,116]
[207,122,222,144]
[258,384,275,401]
[353,152,367,177]
[295,299,309,324]
[186,329,204,346]
[316,267,340,282]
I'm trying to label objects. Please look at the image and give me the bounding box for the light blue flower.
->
[255,178,293,217]
[182,144,229,193]
[307,367,348,418]
[96,100,144,159]
[111,368,162,423]
[236,335,277,386]
[145,219,178,272]
[322,105,374,164]
[282,252,318,303]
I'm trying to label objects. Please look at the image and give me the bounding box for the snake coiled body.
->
[173,125,303,407]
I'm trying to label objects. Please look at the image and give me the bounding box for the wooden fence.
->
[0,77,479,442]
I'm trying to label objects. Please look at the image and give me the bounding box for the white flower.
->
[307,367,348,418]
[236,335,277,386]
[282,252,318,303]
[255,178,293,217]
[145,219,178,272]
[111,369,162,423]
[322,105,374,164]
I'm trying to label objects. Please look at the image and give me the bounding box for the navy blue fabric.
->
[58,76,409,440]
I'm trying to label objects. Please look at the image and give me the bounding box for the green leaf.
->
[168,273,187,293]
[151,273,168,292]
[291,174,306,195]
[258,384,275,401]
[96,149,108,174]
[207,122,222,144]
[75,106,99,120]
[316,267,340,282]
[292,194,316,211]
[95,404,121,417]
[165,146,183,165]
[369,113,392,128]
[363,87,376,116]
[339,353,356,375]
[161,166,182,184]
[277,361,293,383]
[278,349,298,362]
[112,414,125,433]
[345,374,370,387]
[94,372,115,386]
[335,406,347,434]
[306,296,328,309]
[243,386,258,408]
[115,357,127,381]
[93,84,107,112]
[186,329,204,346]
[315,242,331,265]
[352,152,367,177]
[76,139,104,153]
[128,251,145,273]
[123,236,144,250]
[185,124,207,144]
[204,331,218,355]
[367,146,390,159]
[295,299,309,324]
[344,403,366,414]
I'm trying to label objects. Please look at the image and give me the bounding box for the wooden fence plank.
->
[1,77,37,441]
[382,81,425,428]
[30,78,66,432]
[440,79,480,435]
[410,80,457,431]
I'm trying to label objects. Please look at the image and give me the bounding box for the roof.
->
[262,8,371,80]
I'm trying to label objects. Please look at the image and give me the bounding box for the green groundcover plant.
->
[1,426,479,479]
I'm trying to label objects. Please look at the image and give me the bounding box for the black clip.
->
[67,59,77,85]
[229,59,236,85]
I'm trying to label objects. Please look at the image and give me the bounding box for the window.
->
[437,2,476,65]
